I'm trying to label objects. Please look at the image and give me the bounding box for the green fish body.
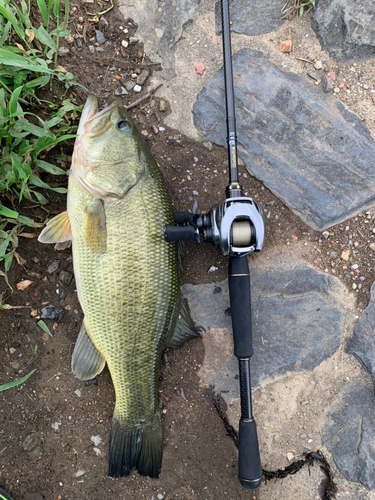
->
[39,95,196,478]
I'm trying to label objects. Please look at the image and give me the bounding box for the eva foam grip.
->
[228,255,253,358]
[238,418,262,489]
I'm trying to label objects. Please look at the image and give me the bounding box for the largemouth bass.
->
[38,95,197,478]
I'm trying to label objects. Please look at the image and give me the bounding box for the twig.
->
[296,57,314,64]
[125,83,163,110]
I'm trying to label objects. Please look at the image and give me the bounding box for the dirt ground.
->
[1,1,375,499]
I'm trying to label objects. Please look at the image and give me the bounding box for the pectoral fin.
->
[71,321,106,380]
[85,198,107,253]
[38,211,72,249]
[168,298,200,349]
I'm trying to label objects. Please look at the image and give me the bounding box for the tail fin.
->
[108,411,162,478]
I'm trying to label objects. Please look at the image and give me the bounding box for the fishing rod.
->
[164,0,265,489]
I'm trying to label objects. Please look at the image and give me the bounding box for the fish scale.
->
[69,173,179,423]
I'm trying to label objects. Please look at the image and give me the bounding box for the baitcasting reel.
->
[165,195,265,258]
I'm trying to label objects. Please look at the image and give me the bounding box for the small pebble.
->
[91,433,103,446]
[41,305,63,321]
[192,190,199,196]
[133,84,142,93]
[115,86,128,96]
[98,17,108,29]
[88,45,95,54]
[10,360,21,370]
[322,74,334,93]
[51,421,61,431]
[207,265,218,273]
[48,259,60,274]
[314,60,323,70]
[278,40,292,53]
[137,69,149,86]
[72,469,85,479]
[95,30,107,44]
[308,71,320,81]
[125,80,136,91]
[341,250,350,261]
[59,270,73,286]
[74,389,81,397]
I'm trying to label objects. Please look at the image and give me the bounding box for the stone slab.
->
[214,0,286,36]
[323,378,375,491]
[182,258,349,397]
[119,0,200,79]
[193,48,375,231]
[312,0,375,63]
[346,282,375,387]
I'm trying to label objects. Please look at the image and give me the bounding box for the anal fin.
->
[71,321,105,380]
[168,298,200,349]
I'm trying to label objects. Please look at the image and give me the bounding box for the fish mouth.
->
[78,95,121,138]
[77,94,99,136]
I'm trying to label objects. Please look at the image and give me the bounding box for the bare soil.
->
[1,1,375,499]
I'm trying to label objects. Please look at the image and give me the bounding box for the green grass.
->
[0,0,83,285]
[282,0,316,18]
[0,368,36,391]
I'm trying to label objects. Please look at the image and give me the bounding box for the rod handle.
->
[238,418,262,489]
[228,255,253,358]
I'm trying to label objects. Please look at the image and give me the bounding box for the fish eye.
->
[117,120,131,132]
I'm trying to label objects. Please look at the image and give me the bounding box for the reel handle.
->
[228,255,262,488]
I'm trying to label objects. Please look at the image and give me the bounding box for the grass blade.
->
[0,5,26,42]
[0,206,19,219]
[37,319,53,337]
[35,159,66,175]
[36,0,49,25]
[9,86,23,115]
[0,368,36,392]
[37,25,56,50]
[0,48,53,73]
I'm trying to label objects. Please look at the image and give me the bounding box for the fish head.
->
[72,95,146,198]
